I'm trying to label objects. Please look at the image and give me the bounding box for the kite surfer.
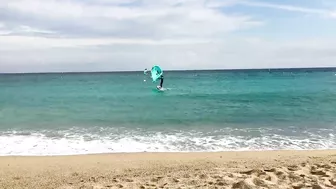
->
[158,74,164,89]
[144,66,164,89]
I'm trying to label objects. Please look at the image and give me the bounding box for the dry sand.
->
[0,150,336,189]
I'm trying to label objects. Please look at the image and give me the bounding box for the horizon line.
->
[1,66,336,75]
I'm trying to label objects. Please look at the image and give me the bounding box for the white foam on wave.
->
[0,127,335,156]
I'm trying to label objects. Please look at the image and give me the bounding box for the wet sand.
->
[0,150,336,189]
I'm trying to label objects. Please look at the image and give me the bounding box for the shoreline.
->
[1,149,335,189]
[1,148,336,157]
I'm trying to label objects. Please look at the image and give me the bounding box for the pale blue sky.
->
[0,0,335,73]
[228,0,336,39]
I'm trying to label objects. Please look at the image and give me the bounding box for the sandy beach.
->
[0,150,335,189]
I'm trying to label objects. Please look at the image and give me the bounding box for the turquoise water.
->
[0,68,336,155]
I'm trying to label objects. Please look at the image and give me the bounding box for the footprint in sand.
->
[150,176,163,182]
[123,178,133,182]
[198,174,208,179]
[330,178,336,186]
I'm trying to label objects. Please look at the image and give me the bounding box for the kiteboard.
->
[156,85,165,91]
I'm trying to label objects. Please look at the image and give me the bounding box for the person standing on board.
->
[144,67,164,89]
[158,74,164,89]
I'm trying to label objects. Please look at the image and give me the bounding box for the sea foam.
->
[0,127,335,156]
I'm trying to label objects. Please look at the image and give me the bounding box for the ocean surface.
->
[1,68,336,156]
